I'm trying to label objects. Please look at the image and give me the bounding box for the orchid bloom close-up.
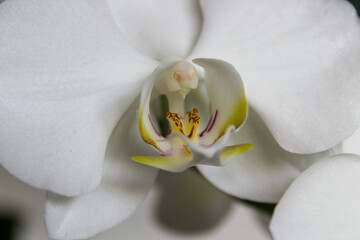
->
[1,0,360,239]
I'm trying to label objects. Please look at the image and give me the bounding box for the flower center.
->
[132,58,252,172]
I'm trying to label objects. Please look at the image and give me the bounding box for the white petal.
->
[270,154,360,240]
[198,108,332,203]
[0,0,158,196]
[193,58,247,147]
[191,0,360,153]
[107,0,202,60]
[137,64,174,155]
[45,101,158,240]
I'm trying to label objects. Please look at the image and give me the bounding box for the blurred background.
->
[1,167,272,240]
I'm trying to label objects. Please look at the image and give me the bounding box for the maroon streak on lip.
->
[199,114,213,137]
[187,126,195,138]
[148,114,162,137]
[207,109,218,133]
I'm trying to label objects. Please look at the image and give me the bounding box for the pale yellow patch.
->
[138,106,163,153]
[220,143,253,165]
[132,141,193,172]
[215,93,247,141]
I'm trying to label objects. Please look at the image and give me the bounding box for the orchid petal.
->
[137,64,175,155]
[270,154,360,239]
[193,58,248,147]
[191,0,360,153]
[198,108,332,203]
[45,101,158,240]
[107,0,202,60]
[0,0,158,196]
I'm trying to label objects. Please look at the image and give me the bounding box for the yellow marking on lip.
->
[138,106,163,154]
[220,143,253,165]
[132,141,194,172]
[183,108,200,141]
[214,93,247,142]
[166,111,184,134]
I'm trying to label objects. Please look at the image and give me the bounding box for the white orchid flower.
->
[1,0,360,239]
